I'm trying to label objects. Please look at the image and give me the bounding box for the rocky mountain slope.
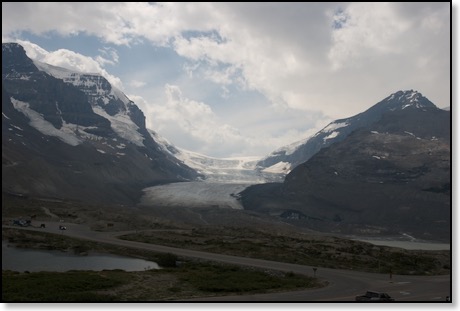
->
[2,43,199,204]
[242,91,451,242]
[256,90,444,174]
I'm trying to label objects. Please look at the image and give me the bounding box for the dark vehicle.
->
[355,291,395,301]
[13,219,30,227]
[40,223,46,228]
[59,225,67,230]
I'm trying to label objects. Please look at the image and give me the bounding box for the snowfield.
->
[140,182,250,209]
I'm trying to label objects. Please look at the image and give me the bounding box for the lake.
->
[2,241,160,272]
[353,239,450,250]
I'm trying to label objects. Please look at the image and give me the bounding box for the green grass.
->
[2,270,128,301]
[177,263,315,293]
[2,263,320,301]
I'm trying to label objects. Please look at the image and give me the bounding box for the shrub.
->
[156,253,178,268]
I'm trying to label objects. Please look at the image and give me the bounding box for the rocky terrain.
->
[242,92,451,242]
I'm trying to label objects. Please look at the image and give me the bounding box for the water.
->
[353,239,450,250]
[2,242,160,272]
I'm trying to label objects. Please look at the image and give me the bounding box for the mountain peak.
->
[2,42,24,53]
[257,89,443,172]
[382,90,436,110]
[2,42,38,75]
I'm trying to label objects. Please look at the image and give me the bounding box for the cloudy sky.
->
[2,2,451,158]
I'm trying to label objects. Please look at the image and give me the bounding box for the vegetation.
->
[2,263,320,301]
[156,253,179,268]
[1,195,450,301]
[2,270,127,301]
[177,263,316,293]
[119,226,450,275]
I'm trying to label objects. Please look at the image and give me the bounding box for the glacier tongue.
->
[141,131,285,209]
[140,182,249,209]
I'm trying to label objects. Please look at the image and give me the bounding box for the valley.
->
[139,155,284,210]
[2,43,450,243]
[2,42,451,301]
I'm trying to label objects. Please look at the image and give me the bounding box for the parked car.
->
[59,225,67,230]
[355,291,395,301]
[12,219,31,227]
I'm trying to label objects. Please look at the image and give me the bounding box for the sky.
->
[2,2,451,158]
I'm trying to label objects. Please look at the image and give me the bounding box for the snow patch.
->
[110,87,131,105]
[34,60,88,80]
[404,131,415,136]
[262,161,291,174]
[92,106,144,146]
[2,112,10,120]
[404,131,421,140]
[401,103,412,109]
[279,137,311,156]
[323,131,339,142]
[35,59,131,107]
[11,98,81,146]
[321,121,349,133]
[261,135,312,161]
[96,149,106,154]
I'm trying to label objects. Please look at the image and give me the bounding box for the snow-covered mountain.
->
[4,43,149,149]
[257,90,439,173]
[2,42,199,203]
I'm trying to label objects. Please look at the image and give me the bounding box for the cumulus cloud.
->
[2,2,451,155]
[3,3,450,114]
[328,3,411,69]
[135,84,251,156]
[95,47,119,67]
[129,80,146,88]
[130,85,324,157]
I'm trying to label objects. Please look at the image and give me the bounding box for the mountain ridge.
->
[257,90,441,174]
[2,42,200,204]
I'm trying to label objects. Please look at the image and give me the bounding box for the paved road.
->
[3,221,451,302]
